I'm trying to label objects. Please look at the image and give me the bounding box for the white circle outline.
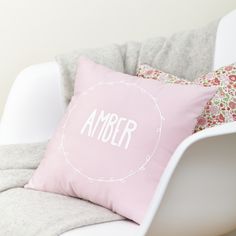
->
[59,80,164,183]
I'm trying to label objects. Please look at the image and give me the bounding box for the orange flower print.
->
[197,117,206,126]
[229,75,236,82]
[225,65,233,71]
[229,101,236,109]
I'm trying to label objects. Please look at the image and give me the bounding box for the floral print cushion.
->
[137,64,236,132]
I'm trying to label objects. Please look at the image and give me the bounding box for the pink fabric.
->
[137,64,236,132]
[26,57,217,223]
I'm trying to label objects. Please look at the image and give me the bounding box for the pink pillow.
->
[137,64,236,132]
[26,57,216,223]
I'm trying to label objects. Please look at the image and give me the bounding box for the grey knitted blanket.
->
[0,21,218,236]
[56,21,218,105]
[0,143,123,236]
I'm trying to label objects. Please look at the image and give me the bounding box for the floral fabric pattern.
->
[137,64,236,132]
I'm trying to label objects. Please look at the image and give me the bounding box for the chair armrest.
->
[140,122,236,236]
[0,62,66,144]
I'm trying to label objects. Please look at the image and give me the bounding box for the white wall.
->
[0,0,236,117]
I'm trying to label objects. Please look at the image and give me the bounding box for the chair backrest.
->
[214,9,236,69]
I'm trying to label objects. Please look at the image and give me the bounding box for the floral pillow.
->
[137,64,236,132]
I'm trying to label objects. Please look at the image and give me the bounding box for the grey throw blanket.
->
[0,143,123,236]
[0,21,218,236]
[56,21,218,105]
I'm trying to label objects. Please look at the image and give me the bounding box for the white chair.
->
[0,10,236,236]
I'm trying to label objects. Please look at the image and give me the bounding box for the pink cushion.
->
[137,64,236,132]
[26,57,217,223]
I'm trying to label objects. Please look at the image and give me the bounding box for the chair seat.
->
[62,220,138,236]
